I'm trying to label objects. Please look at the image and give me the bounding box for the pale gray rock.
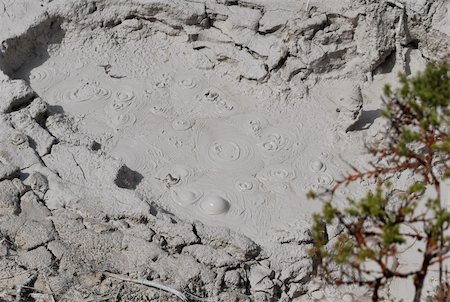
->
[0,162,19,181]
[149,254,216,293]
[353,3,398,72]
[259,10,294,33]
[288,13,327,38]
[18,246,53,269]
[0,79,36,113]
[116,235,168,271]
[44,177,150,218]
[194,222,260,261]
[227,6,261,30]
[0,179,23,215]
[26,172,49,197]
[0,119,40,169]
[0,258,33,290]
[45,113,96,148]
[9,109,55,156]
[279,258,313,284]
[224,269,243,287]
[280,57,308,81]
[19,191,52,224]
[42,144,121,188]
[249,264,277,295]
[119,221,155,242]
[310,79,364,132]
[183,244,239,267]
[47,240,68,260]
[26,97,48,121]
[193,41,268,81]
[14,219,55,250]
[151,218,199,251]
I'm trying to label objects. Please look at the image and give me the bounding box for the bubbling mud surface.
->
[15,28,350,243]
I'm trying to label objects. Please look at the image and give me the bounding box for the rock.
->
[227,6,261,30]
[194,222,260,261]
[280,57,308,81]
[47,240,67,260]
[259,10,294,33]
[310,79,363,132]
[42,144,121,187]
[14,219,55,250]
[116,235,168,271]
[18,246,53,269]
[114,165,143,190]
[419,29,450,62]
[193,41,268,81]
[0,79,36,113]
[45,113,96,148]
[0,118,40,169]
[9,109,56,156]
[0,162,19,181]
[151,219,199,251]
[120,221,155,242]
[0,179,23,215]
[26,97,48,122]
[289,13,327,38]
[26,172,49,197]
[295,37,327,68]
[149,254,216,293]
[279,258,313,284]
[197,27,234,43]
[183,244,238,267]
[353,4,398,71]
[249,264,277,294]
[192,50,215,70]
[19,191,52,224]
[43,174,150,218]
[224,269,243,287]
[0,258,33,289]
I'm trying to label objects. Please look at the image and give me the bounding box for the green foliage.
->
[311,63,450,302]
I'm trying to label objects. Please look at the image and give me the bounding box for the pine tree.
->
[310,63,450,302]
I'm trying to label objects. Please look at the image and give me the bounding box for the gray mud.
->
[0,0,448,301]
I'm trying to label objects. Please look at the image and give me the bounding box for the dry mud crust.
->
[0,0,448,301]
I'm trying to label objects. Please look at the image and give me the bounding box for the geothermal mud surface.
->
[20,27,340,242]
[0,0,448,301]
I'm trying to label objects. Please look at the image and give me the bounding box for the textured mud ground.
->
[0,0,449,301]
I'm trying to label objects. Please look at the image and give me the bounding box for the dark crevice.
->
[373,48,396,75]
[270,51,290,72]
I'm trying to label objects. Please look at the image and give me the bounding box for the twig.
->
[43,273,55,302]
[103,272,212,302]
[16,275,34,302]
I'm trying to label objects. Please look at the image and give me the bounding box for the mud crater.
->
[8,17,346,243]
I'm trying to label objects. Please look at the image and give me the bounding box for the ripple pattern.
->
[53,79,112,104]
[231,114,269,135]
[257,127,298,163]
[257,164,296,183]
[195,121,263,173]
